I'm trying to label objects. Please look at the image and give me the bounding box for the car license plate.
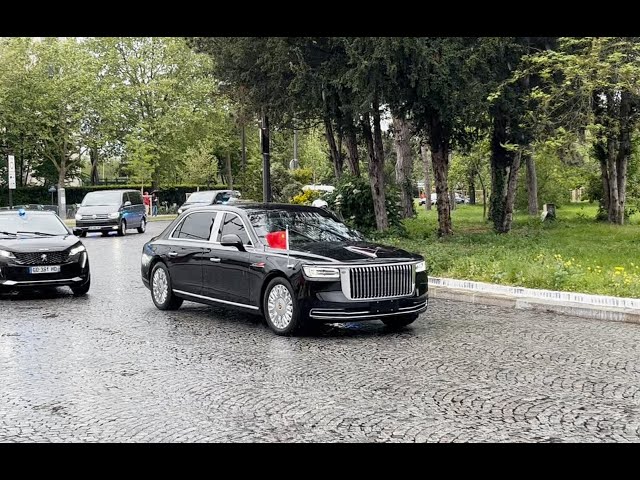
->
[89,226,101,230]
[29,266,61,274]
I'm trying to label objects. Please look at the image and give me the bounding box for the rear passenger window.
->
[173,212,217,241]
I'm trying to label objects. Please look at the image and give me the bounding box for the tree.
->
[392,115,415,218]
[521,37,640,225]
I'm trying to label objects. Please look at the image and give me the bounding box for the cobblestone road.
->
[2,221,640,442]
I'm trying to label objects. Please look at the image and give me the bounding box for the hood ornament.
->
[344,246,380,259]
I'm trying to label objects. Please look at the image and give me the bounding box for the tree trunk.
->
[90,146,100,185]
[615,90,632,225]
[241,125,247,171]
[344,116,360,177]
[428,117,452,236]
[226,151,233,189]
[420,143,432,211]
[525,153,538,216]
[468,168,476,205]
[392,115,415,219]
[501,150,522,232]
[324,116,343,180]
[361,113,388,231]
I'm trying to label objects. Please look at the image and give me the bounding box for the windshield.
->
[0,213,69,236]
[247,209,364,245]
[81,191,123,207]
[186,191,216,204]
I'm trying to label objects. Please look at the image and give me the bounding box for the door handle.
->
[209,257,221,262]
[168,251,178,257]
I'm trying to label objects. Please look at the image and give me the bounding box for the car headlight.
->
[0,249,16,259]
[415,260,426,273]
[141,252,152,266]
[108,212,120,219]
[69,245,86,256]
[75,213,82,221]
[302,266,340,279]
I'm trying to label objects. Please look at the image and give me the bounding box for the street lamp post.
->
[261,113,271,203]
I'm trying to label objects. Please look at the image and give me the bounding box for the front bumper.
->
[297,270,429,323]
[74,219,120,232]
[0,257,89,288]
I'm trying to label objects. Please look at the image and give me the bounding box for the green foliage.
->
[325,175,404,234]
[381,203,640,298]
[290,189,323,205]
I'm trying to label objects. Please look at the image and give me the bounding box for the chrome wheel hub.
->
[267,284,293,329]
[153,268,168,305]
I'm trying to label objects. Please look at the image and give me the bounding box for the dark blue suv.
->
[73,189,147,237]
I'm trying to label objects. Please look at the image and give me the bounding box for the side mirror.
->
[220,233,246,252]
[124,201,132,207]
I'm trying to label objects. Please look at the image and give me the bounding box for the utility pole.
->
[241,125,246,171]
[261,113,271,203]
[289,128,299,170]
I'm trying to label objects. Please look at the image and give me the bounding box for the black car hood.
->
[289,241,421,263]
[77,205,120,215]
[0,235,79,253]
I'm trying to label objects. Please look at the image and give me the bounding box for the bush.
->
[0,184,228,208]
[325,175,404,233]
[291,189,324,205]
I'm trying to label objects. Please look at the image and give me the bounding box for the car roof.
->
[184,203,328,215]
[85,189,139,193]
[0,210,57,216]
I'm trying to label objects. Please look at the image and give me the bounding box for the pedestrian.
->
[143,191,151,215]
[152,192,159,217]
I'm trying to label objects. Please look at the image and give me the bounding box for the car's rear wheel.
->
[117,220,127,236]
[137,218,147,234]
[382,313,419,329]
[150,263,183,310]
[263,277,304,336]
[71,275,91,296]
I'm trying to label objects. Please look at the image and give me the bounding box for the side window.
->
[123,192,130,205]
[129,191,143,205]
[173,212,217,241]
[214,192,230,204]
[219,213,251,245]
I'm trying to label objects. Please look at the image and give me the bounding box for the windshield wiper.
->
[16,231,57,237]
[0,231,17,237]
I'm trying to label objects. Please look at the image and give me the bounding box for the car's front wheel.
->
[382,313,419,330]
[150,262,183,310]
[71,275,91,296]
[117,220,127,236]
[263,277,304,336]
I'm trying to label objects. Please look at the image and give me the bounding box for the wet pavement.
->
[2,221,640,442]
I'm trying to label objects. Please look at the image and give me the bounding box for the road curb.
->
[428,277,640,325]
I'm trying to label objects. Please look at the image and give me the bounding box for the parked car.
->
[141,203,428,336]
[0,210,90,295]
[177,190,242,215]
[73,189,147,237]
[419,193,467,205]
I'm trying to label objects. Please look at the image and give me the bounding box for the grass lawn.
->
[379,202,640,298]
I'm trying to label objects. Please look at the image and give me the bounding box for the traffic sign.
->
[8,155,16,190]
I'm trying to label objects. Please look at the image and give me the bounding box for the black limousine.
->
[141,204,428,335]
[0,210,90,295]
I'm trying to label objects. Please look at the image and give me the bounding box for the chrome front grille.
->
[345,264,414,300]
[14,251,69,265]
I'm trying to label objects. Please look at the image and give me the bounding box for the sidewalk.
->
[429,276,640,325]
